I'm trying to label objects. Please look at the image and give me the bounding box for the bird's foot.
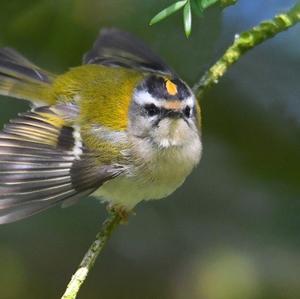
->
[107,204,133,224]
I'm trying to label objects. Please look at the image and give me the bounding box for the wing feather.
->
[83,28,175,76]
[0,106,122,224]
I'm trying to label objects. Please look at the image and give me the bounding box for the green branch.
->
[61,211,121,299]
[193,2,300,97]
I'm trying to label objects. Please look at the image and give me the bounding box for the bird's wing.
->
[0,47,56,103]
[0,106,122,224]
[83,28,175,76]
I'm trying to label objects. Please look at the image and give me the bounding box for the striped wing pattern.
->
[0,106,118,224]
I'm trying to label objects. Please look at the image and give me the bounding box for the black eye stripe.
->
[143,104,193,119]
[184,106,191,117]
[144,104,160,116]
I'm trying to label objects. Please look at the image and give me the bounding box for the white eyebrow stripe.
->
[133,90,162,107]
[133,90,195,108]
[184,95,195,107]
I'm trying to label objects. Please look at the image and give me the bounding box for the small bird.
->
[0,28,202,224]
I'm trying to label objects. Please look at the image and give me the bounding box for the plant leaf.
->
[183,1,192,37]
[150,0,187,25]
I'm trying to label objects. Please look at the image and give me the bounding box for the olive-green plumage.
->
[54,65,143,129]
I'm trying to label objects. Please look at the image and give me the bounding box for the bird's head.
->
[128,75,201,148]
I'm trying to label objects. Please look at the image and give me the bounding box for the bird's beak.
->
[165,109,183,119]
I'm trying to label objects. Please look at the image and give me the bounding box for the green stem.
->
[193,2,300,98]
[61,211,121,299]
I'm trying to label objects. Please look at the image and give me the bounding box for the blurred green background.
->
[0,0,299,298]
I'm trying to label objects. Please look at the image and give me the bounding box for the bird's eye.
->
[144,104,160,116]
[184,106,191,118]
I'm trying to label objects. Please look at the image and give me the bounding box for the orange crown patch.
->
[165,80,178,96]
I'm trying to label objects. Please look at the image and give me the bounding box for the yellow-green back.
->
[52,64,143,130]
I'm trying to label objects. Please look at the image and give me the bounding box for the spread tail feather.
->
[0,47,56,104]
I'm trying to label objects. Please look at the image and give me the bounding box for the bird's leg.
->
[106,204,132,224]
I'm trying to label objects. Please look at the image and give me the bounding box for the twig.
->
[193,2,300,97]
[61,211,121,299]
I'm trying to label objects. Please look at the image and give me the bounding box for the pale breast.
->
[94,134,202,209]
